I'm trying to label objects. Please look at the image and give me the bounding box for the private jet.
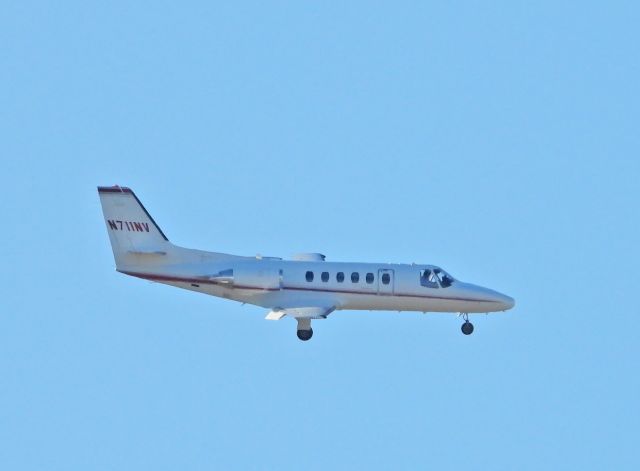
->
[98,186,515,341]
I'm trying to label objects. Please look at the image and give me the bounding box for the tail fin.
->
[98,186,172,267]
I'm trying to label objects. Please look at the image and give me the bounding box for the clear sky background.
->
[1,1,639,470]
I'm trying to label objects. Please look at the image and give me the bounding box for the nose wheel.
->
[460,313,474,335]
[461,321,474,335]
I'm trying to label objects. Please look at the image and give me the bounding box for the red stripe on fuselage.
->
[119,270,495,304]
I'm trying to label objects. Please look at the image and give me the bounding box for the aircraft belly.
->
[337,293,420,311]
[148,282,495,314]
[338,293,484,313]
[220,288,331,310]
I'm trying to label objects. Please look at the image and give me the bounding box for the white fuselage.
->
[120,257,514,315]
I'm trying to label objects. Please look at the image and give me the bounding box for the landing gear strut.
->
[296,318,313,341]
[460,313,474,335]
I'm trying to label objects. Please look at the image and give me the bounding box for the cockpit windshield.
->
[420,267,455,288]
[435,268,454,288]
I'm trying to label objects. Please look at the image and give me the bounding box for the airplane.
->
[98,185,515,341]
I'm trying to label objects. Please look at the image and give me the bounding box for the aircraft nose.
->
[494,292,515,311]
[460,283,516,312]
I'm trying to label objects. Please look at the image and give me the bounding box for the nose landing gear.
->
[460,313,474,335]
[461,321,474,335]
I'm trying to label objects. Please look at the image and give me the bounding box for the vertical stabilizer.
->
[98,186,172,267]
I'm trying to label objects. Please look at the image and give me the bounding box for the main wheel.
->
[297,329,313,341]
[461,321,474,335]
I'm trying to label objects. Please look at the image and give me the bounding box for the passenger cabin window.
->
[336,272,345,283]
[381,273,391,285]
[306,271,314,282]
[351,272,359,283]
[321,272,329,282]
[366,273,374,284]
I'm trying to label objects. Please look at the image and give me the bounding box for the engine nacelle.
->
[292,253,326,262]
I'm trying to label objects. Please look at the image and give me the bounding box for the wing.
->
[265,306,336,321]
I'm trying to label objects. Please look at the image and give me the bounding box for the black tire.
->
[461,321,474,335]
[297,329,313,341]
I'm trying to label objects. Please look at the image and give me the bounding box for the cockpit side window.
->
[420,269,439,288]
[434,268,454,288]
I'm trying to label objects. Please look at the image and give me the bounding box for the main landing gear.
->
[297,329,313,341]
[296,318,313,341]
[460,313,474,335]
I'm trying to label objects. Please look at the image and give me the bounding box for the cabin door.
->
[377,269,394,295]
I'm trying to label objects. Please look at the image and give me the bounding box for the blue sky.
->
[1,1,639,469]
